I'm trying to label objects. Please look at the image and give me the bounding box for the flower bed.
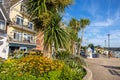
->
[0,51,86,80]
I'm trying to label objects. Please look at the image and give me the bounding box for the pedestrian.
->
[108,51,112,58]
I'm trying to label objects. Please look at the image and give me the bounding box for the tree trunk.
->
[77,43,80,55]
[79,29,84,56]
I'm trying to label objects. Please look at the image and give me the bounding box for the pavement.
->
[85,55,120,80]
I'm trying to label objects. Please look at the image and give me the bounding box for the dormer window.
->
[0,20,5,30]
[28,22,33,29]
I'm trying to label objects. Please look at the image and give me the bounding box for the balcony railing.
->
[12,19,36,33]
[8,36,36,45]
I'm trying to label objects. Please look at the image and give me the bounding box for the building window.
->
[23,34,31,43]
[0,20,5,30]
[28,22,33,29]
[13,31,21,41]
[14,32,17,39]
[16,16,23,26]
[27,35,30,43]
[0,0,3,3]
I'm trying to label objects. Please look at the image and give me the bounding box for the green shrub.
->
[59,65,76,80]
[38,70,62,80]
[57,54,86,80]
[0,52,86,80]
[55,51,70,60]
[59,64,85,80]
[13,50,43,59]
[69,55,86,66]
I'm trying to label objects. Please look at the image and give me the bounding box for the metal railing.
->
[11,18,35,33]
[8,36,36,45]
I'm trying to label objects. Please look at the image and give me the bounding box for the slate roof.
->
[0,3,10,22]
[10,0,20,7]
[10,0,28,6]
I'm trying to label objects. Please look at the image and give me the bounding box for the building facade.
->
[0,2,10,59]
[7,0,36,54]
[0,0,36,59]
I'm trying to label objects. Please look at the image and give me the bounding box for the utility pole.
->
[105,40,106,48]
[108,34,110,48]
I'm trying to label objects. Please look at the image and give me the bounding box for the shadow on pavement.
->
[108,69,120,76]
[101,65,120,70]
[101,65,120,76]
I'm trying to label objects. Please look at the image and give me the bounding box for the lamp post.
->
[108,34,110,48]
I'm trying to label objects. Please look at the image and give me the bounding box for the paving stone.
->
[85,55,120,80]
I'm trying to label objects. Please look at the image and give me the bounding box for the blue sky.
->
[63,0,120,47]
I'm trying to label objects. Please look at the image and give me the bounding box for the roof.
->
[10,0,20,7]
[0,3,10,22]
[10,0,28,7]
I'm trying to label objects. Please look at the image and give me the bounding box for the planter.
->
[82,66,93,80]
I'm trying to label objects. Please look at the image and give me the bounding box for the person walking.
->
[108,51,112,58]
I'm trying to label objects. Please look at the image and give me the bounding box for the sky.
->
[62,0,120,47]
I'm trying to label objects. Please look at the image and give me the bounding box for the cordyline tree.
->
[26,0,73,30]
[25,0,73,57]
[44,14,70,53]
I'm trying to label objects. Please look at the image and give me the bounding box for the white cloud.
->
[62,12,72,24]
[110,30,120,39]
[85,27,101,33]
[90,12,120,27]
[91,19,113,27]
[82,30,120,47]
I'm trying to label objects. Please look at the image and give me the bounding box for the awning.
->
[9,43,36,48]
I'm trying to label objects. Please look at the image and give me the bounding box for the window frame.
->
[16,16,23,26]
[28,22,33,29]
[13,31,21,41]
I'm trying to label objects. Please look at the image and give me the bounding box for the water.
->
[112,51,120,58]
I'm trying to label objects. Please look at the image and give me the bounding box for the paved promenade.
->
[85,55,120,80]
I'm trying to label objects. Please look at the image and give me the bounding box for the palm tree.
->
[79,18,90,55]
[77,38,81,55]
[69,18,80,36]
[68,18,80,54]
[66,27,77,54]
[44,14,70,57]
